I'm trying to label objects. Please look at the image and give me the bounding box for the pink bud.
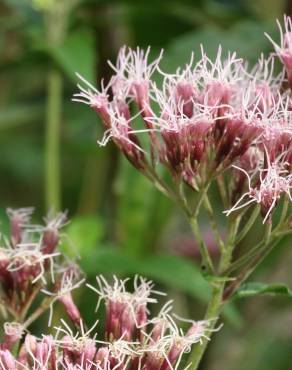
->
[175,82,196,118]
[59,293,82,326]
[62,335,96,367]
[42,228,59,255]
[1,323,23,351]
[0,349,17,370]
[6,208,33,247]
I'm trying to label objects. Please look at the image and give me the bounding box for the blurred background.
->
[1,0,292,369]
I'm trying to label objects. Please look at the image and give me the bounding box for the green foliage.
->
[163,20,276,73]
[49,29,96,82]
[82,248,210,299]
[116,159,172,256]
[234,282,292,299]
[63,214,105,257]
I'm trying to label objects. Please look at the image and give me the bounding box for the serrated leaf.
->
[234,282,292,299]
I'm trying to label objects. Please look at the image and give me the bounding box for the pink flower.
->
[266,15,292,88]
[6,207,34,247]
[1,322,23,350]
[225,156,292,223]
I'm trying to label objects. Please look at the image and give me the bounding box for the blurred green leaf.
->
[234,282,292,299]
[82,248,209,299]
[50,29,96,82]
[116,159,172,256]
[63,215,105,257]
[163,20,276,72]
[0,104,44,130]
[81,248,241,325]
[0,135,42,181]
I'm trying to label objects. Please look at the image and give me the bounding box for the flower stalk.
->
[45,67,63,211]
[42,0,78,211]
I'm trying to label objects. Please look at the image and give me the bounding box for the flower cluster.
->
[0,210,212,369]
[0,277,213,370]
[74,17,292,223]
[0,208,82,328]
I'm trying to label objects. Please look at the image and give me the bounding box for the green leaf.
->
[0,104,44,130]
[115,158,172,257]
[234,282,292,299]
[82,248,209,298]
[163,19,277,73]
[62,215,104,257]
[81,248,241,326]
[50,29,96,82]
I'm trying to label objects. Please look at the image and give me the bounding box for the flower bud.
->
[1,322,23,351]
[6,208,34,247]
[0,349,17,370]
[59,293,82,326]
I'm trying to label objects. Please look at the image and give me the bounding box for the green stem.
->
[235,206,260,244]
[189,216,214,273]
[224,239,266,275]
[23,297,54,329]
[217,174,228,208]
[19,287,41,322]
[275,196,289,232]
[45,67,62,211]
[188,284,224,369]
[188,217,239,369]
[223,237,281,301]
[203,194,225,252]
[188,246,233,369]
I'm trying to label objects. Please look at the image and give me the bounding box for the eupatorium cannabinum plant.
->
[0,208,212,369]
[73,16,292,369]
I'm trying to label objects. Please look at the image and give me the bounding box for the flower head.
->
[266,15,292,88]
[225,155,292,222]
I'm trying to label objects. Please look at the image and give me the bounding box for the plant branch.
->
[188,216,240,369]
[235,206,260,245]
[23,297,54,329]
[189,216,214,273]
[203,193,225,252]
